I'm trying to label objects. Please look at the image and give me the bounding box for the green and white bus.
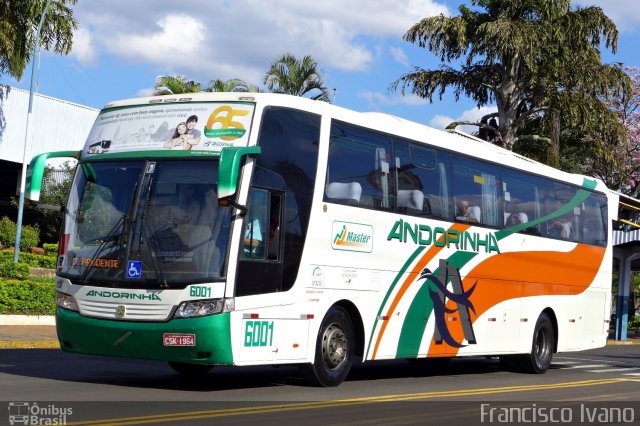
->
[28,93,615,386]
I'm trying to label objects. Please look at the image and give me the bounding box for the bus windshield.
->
[59,159,231,288]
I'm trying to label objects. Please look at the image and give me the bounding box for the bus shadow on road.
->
[0,350,506,392]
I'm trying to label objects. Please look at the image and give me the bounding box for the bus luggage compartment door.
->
[238,318,309,363]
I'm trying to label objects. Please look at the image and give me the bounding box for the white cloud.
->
[70,27,96,65]
[268,0,450,36]
[70,0,450,83]
[136,87,155,98]
[111,15,206,66]
[428,106,497,132]
[359,91,429,109]
[429,114,456,130]
[389,47,409,67]
[573,1,640,32]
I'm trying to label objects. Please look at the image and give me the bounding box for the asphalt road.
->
[1,345,639,426]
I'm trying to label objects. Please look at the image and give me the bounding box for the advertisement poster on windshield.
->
[82,102,255,157]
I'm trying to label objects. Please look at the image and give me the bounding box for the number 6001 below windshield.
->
[59,160,231,289]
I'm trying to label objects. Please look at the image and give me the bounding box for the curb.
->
[607,339,640,345]
[0,315,55,326]
[0,341,59,349]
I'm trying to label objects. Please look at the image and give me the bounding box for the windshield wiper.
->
[137,177,169,289]
[77,214,126,285]
[140,214,169,289]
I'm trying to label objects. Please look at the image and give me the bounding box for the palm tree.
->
[153,75,201,95]
[206,78,261,93]
[264,53,330,101]
[0,0,77,79]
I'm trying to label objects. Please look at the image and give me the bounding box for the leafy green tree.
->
[0,0,77,79]
[393,0,629,167]
[206,78,261,93]
[35,161,74,242]
[0,216,39,251]
[264,53,330,101]
[40,161,74,207]
[556,66,639,192]
[152,75,201,95]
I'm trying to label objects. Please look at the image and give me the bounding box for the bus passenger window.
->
[391,140,449,218]
[326,120,392,211]
[502,171,545,235]
[451,156,501,227]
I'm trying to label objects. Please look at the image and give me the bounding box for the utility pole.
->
[14,0,54,263]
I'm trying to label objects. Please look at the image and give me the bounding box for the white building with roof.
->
[0,85,98,201]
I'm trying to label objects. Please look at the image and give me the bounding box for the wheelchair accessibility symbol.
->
[126,261,142,279]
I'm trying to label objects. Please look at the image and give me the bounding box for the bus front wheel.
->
[168,361,213,376]
[298,306,355,387]
[517,313,555,374]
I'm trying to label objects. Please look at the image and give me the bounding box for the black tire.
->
[168,361,213,376]
[298,306,355,387]
[517,313,555,374]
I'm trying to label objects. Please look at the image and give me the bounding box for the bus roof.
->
[95,92,607,192]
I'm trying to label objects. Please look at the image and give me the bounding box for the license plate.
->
[163,333,196,346]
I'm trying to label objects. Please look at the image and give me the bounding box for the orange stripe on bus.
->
[427,244,607,356]
[371,223,470,360]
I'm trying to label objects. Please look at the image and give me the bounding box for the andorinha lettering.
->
[86,290,161,301]
[387,219,500,254]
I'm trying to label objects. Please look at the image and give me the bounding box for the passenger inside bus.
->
[506,212,528,226]
[242,189,267,258]
[456,199,479,223]
[244,218,263,256]
[548,219,570,239]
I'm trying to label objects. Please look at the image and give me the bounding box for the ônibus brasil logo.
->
[331,221,373,253]
[7,402,73,425]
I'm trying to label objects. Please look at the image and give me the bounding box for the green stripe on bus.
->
[396,251,477,357]
[364,246,425,360]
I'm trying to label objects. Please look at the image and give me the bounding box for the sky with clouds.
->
[2,0,639,129]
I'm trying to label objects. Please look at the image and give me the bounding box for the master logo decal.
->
[331,221,373,252]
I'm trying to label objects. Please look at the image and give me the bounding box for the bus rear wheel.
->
[168,361,213,376]
[298,306,355,387]
[517,313,555,374]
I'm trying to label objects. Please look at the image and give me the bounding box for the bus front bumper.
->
[56,307,233,364]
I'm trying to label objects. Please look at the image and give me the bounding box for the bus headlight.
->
[56,292,79,312]
[173,298,234,318]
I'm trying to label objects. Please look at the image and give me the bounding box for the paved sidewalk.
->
[0,324,638,350]
[0,325,59,349]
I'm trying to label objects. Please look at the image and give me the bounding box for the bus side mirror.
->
[218,146,261,212]
[26,150,81,202]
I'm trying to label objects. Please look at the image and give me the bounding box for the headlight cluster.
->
[173,298,233,318]
[56,292,79,312]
